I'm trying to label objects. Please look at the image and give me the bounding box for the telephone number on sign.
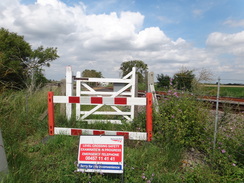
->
[85,156,116,161]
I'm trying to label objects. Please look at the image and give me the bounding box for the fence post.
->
[213,77,220,150]
[146,93,153,141]
[66,66,73,120]
[134,73,138,118]
[147,72,159,112]
[76,71,81,120]
[48,92,55,136]
[131,67,136,119]
[60,79,66,114]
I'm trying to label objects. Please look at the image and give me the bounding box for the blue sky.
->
[1,0,244,83]
[63,0,244,46]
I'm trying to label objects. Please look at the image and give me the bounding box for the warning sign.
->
[77,136,124,174]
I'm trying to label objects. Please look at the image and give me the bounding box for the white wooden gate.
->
[66,66,138,123]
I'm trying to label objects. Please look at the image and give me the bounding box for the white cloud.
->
[206,31,244,80]
[223,19,244,28]
[0,0,243,82]
[133,27,170,50]
[206,31,244,56]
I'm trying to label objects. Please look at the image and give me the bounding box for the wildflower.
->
[221,149,226,153]
[147,180,151,183]
[173,92,178,97]
[152,173,155,176]
[232,163,236,166]
[171,115,175,118]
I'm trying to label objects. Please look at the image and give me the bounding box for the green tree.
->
[157,74,171,89]
[120,60,148,83]
[82,69,103,78]
[24,46,59,92]
[0,28,32,90]
[0,28,59,92]
[82,69,103,87]
[173,67,195,91]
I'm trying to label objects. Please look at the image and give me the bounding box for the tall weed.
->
[154,89,208,148]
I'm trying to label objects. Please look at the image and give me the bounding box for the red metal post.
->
[146,93,153,141]
[48,92,55,136]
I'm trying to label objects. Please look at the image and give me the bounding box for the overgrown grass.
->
[0,86,243,182]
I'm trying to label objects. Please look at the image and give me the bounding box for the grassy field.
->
[200,84,244,98]
[0,87,243,182]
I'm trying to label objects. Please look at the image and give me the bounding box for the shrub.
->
[154,89,208,148]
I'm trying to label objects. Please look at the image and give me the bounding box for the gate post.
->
[66,66,73,120]
[146,93,153,141]
[48,92,55,136]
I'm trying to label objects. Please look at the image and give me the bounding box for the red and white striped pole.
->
[146,93,153,141]
[48,92,55,136]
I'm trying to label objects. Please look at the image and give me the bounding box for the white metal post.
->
[213,77,220,150]
[66,66,73,120]
[130,67,136,119]
[76,71,81,120]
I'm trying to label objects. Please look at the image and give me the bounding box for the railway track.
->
[139,91,244,113]
[198,96,244,113]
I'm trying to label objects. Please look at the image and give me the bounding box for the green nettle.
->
[154,89,208,148]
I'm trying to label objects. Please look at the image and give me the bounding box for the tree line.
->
[1,28,199,93]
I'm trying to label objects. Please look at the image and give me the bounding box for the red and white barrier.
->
[48,92,153,141]
[54,96,146,105]
[54,127,147,141]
